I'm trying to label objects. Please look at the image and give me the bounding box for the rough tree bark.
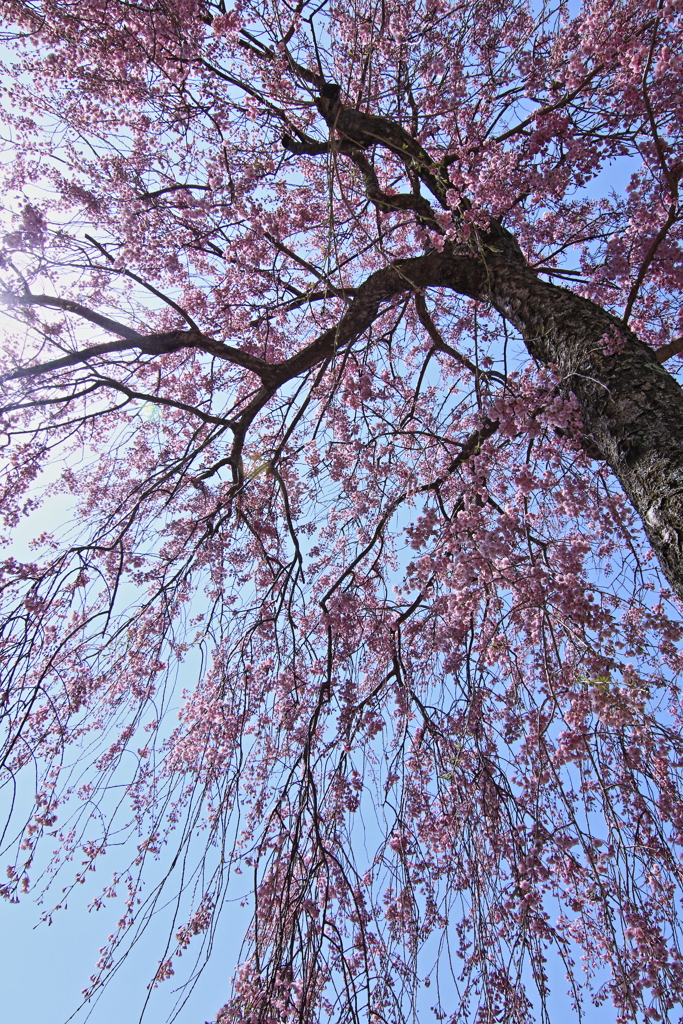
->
[377,246,683,602]
[286,86,683,602]
[3,6,683,1018]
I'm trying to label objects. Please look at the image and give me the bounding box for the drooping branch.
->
[8,244,683,607]
[262,233,354,303]
[1,292,144,342]
[0,294,271,380]
[269,247,683,602]
[623,201,680,324]
[414,292,501,381]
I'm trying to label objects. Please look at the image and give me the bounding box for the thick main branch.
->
[273,248,683,603]
[6,246,683,604]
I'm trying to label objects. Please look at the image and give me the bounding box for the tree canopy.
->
[1,0,683,1021]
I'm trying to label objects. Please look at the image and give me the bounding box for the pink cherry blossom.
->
[0,0,683,1022]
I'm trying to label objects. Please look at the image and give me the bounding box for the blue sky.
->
[0,880,246,1024]
[0,15,665,1017]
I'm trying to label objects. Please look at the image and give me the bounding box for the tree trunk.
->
[280,243,683,601]
[465,254,683,603]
